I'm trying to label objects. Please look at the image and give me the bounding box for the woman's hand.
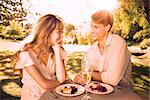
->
[51,43,66,83]
[51,43,61,53]
[48,79,60,91]
[74,71,85,85]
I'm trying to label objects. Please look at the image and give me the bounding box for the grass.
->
[0,50,149,100]
[0,51,22,100]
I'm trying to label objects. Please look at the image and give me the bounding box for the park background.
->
[0,0,149,100]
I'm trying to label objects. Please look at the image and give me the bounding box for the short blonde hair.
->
[91,10,113,27]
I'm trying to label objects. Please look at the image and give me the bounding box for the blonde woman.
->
[75,10,132,89]
[15,14,66,100]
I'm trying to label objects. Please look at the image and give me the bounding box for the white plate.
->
[86,81,114,95]
[55,83,85,96]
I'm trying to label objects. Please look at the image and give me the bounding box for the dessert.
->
[90,83,107,92]
[62,86,72,94]
[61,86,78,94]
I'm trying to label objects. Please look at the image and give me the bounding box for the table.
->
[39,86,142,100]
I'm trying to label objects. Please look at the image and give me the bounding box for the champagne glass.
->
[81,56,93,100]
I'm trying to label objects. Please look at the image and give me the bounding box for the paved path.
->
[0,38,91,52]
[0,39,23,51]
[0,38,149,54]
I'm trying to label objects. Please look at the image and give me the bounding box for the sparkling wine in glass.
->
[83,71,92,84]
[81,56,93,100]
[81,56,93,84]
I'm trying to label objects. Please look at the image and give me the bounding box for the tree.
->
[111,0,150,48]
[0,0,31,26]
[0,0,32,41]
[63,24,77,44]
[64,24,75,33]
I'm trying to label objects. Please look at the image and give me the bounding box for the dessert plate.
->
[86,81,114,95]
[55,83,85,96]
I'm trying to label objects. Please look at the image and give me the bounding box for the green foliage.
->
[78,36,86,45]
[64,24,75,34]
[139,38,150,49]
[0,0,32,41]
[0,25,4,33]
[0,0,31,25]
[78,32,94,45]
[0,20,29,41]
[63,24,79,44]
[112,0,150,46]
[0,51,16,57]
[133,28,150,41]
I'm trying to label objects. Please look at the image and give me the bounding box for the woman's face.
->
[91,21,108,40]
[50,28,63,46]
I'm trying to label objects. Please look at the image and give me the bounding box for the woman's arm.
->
[52,44,66,83]
[24,65,60,90]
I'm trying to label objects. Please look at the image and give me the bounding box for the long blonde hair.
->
[15,14,64,71]
[30,14,63,52]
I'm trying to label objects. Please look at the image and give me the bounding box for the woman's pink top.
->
[15,49,66,100]
[86,34,132,88]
